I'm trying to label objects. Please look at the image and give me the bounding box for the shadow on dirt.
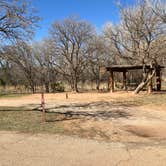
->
[0,101,132,122]
[44,101,138,110]
[40,101,131,122]
[46,110,131,122]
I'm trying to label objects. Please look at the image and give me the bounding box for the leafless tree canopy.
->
[148,0,166,23]
[49,17,95,92]
[104,1,166,93]
[0,0,40,43]
[0,0,166,93]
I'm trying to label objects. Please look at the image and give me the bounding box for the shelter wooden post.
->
[147,80,153,94]
[110,70,114,93]
[147,70,153,94]
[156,68,161,91]
[105,65,164,93]
[123,71,127,90]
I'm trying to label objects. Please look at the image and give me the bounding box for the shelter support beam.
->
[156,68,161,91]
[147,70,153,94]
[110,70,114,93]
[123,71,127,90]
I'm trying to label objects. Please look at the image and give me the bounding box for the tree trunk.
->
[96,79,100,91]
[71,71,79,92]
[29,80,36,93]
[74,78,79,92]
[70,80,74,91]
[45,82,49,93]
[70,76,79,92]
[134,82,146,94]
[133,70,155,94]
[31,85,35,94]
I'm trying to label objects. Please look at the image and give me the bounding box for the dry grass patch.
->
[0,109,64,134]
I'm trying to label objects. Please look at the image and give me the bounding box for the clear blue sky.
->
[33,0,136,41]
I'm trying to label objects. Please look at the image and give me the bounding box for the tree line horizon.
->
[0,0,166,93]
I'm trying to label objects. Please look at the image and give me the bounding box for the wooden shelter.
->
[105,65,164,93]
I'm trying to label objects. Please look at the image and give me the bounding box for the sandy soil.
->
[0,92,136,107]
[1,92,166,165]
[1,131,166,166]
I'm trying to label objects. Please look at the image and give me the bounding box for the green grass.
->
[0,109,64,134]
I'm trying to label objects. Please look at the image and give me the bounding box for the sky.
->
[33,0,136,41]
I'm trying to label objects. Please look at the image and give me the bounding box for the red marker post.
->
[41,92,46,122]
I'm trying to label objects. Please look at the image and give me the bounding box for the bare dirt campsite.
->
[0,92,166,165]
[0,0,166,165]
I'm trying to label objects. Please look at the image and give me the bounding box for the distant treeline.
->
[0,0,166,93]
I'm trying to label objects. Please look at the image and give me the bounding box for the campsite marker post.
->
[66,93,68,99]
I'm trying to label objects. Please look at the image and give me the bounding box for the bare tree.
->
[0,0,39,91]
[104,1,166,93]
[33,39,58,92]
[86,35,111,90]
[147,0,166,23]
[50,17,95,92]
[3,42,38,93]
[0,0,40,43]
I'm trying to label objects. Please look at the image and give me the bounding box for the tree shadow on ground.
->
[0,101,131,123]
[42,101,131,122]
[42,101,139,110]
[47,110,130,122]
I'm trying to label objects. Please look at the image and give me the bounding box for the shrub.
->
[51,82,65,92]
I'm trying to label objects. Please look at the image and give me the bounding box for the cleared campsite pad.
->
[1,92,166,165]
[0,92,166,143]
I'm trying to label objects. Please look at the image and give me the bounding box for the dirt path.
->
[0,131,166,166]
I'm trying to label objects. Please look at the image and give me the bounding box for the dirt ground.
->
[0,92,166,165]
[1,131,166,166]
